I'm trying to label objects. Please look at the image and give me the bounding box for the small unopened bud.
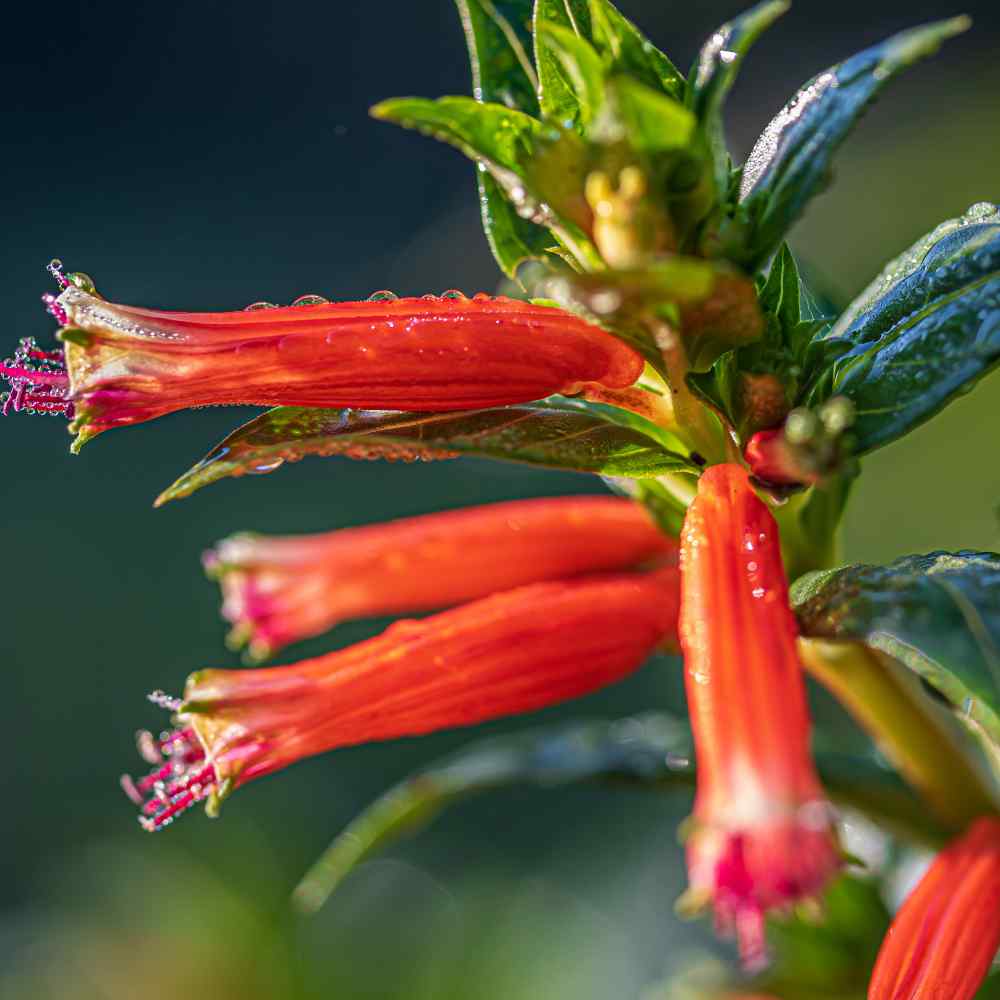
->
[784,408,820,446]
[819,396,855,435]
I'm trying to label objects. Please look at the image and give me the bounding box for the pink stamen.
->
[1,336,72,418]
[124,713,217,832]
[41,293,68,326]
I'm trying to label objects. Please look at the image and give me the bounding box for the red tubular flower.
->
[123,568,680,829]
[3,275,644,449]
[743,428,809,486]
[868,816,1000,1000]
[205,495,677,660]
[678,464,840,968]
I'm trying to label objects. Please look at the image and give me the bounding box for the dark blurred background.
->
[2,2,998,997]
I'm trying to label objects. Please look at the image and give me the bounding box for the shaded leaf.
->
[587,0,683,100]
[793,551,1000,748]
[455,0,555,277]
[292,714,940,914]
[292,714,692,913]
[738,16,970,270]
[534,0,593,128]
[602,75,695,156]
[802,203,1000,453]
[689,0,789,191]
[155,398,697,505]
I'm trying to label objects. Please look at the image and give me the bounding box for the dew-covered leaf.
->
[587,0,683,101]
[155,398,696,505]
[793,551,1000,748]
[801,203,1000,453]
[688,0,789,192]
[737,16,970,270]
[455,0,555,277]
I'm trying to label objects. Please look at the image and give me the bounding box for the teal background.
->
[2,1,998,996]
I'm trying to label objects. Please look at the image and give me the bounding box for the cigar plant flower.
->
[9,0,1000,989]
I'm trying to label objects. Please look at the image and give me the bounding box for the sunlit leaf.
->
[738,16,970,270]
[455,0,555,277]
[155,398,697,505]
[793,551,1000,749]
[534,0,593,128]
[688,0,789,191]
[587,0,683,100]
[536,21,605,126]
[801,203,1000,453]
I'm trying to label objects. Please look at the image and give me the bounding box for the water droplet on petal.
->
[440,289,467,300]
[368,290,398,302]
[244,301,279,311]
[291,294,329,307]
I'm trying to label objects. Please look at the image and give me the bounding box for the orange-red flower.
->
[123,567,680,829]
[678,464,840,968]
[868,816,1000,1000]
[206,496,677,660]
[5,280,644,448]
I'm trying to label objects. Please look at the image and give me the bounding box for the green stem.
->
[642,312,723,463]
[799,638,999,832]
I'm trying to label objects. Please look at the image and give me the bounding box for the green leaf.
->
[534,0,593,128]
[292,714,692,914]
[455,0,555,277]
[155,399,697,505]
[601,75,695,156]
[801,203,1000,454]
[372,96,592,237]
[292,713,940,913]
[536,21,605,126]
[688,0,789,192]
[738,16,971,270]
[793,551,1000,749]
[587,0,683,101]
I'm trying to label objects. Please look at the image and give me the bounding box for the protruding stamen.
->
[47,258,69,289]
[124,720,217,832]
[41,293,68,326]
[147,690,183,711]
[1,335,71,418]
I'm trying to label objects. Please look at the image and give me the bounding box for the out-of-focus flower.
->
[868,816,1000,1000]
[678,464,840,968]
[206,496,677,660]
[123,568,680,829]
[2,273,645,450]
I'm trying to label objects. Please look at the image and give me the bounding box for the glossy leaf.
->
[534,0,593,128]
[793,551,1000,748]
[155,398,697,505]
[738,16,970,270]
[371,96,591,236]
[455,0,554,277]
[689,0,789,191]
[292,714,940,913]
[801,203,1000,453]
[603,75,695,156]
[587,0,683,100]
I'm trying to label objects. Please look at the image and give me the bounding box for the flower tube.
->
[5,279,644,449]
[123,567,680,829]
[678,464,840,968]
[206,495,677,660]
[868,816,1000,1000]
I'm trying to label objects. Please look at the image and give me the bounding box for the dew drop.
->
[751,586,766,599]
[963,201,996,222]
[440,289,467,300]
[291,294,329,307]
[244,301,279,311]
[248,457,284,474]
[368,290,398,302]
[67,272,97,294]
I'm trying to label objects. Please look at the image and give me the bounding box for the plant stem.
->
[799,638,999,832]
[642,312,723,463]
